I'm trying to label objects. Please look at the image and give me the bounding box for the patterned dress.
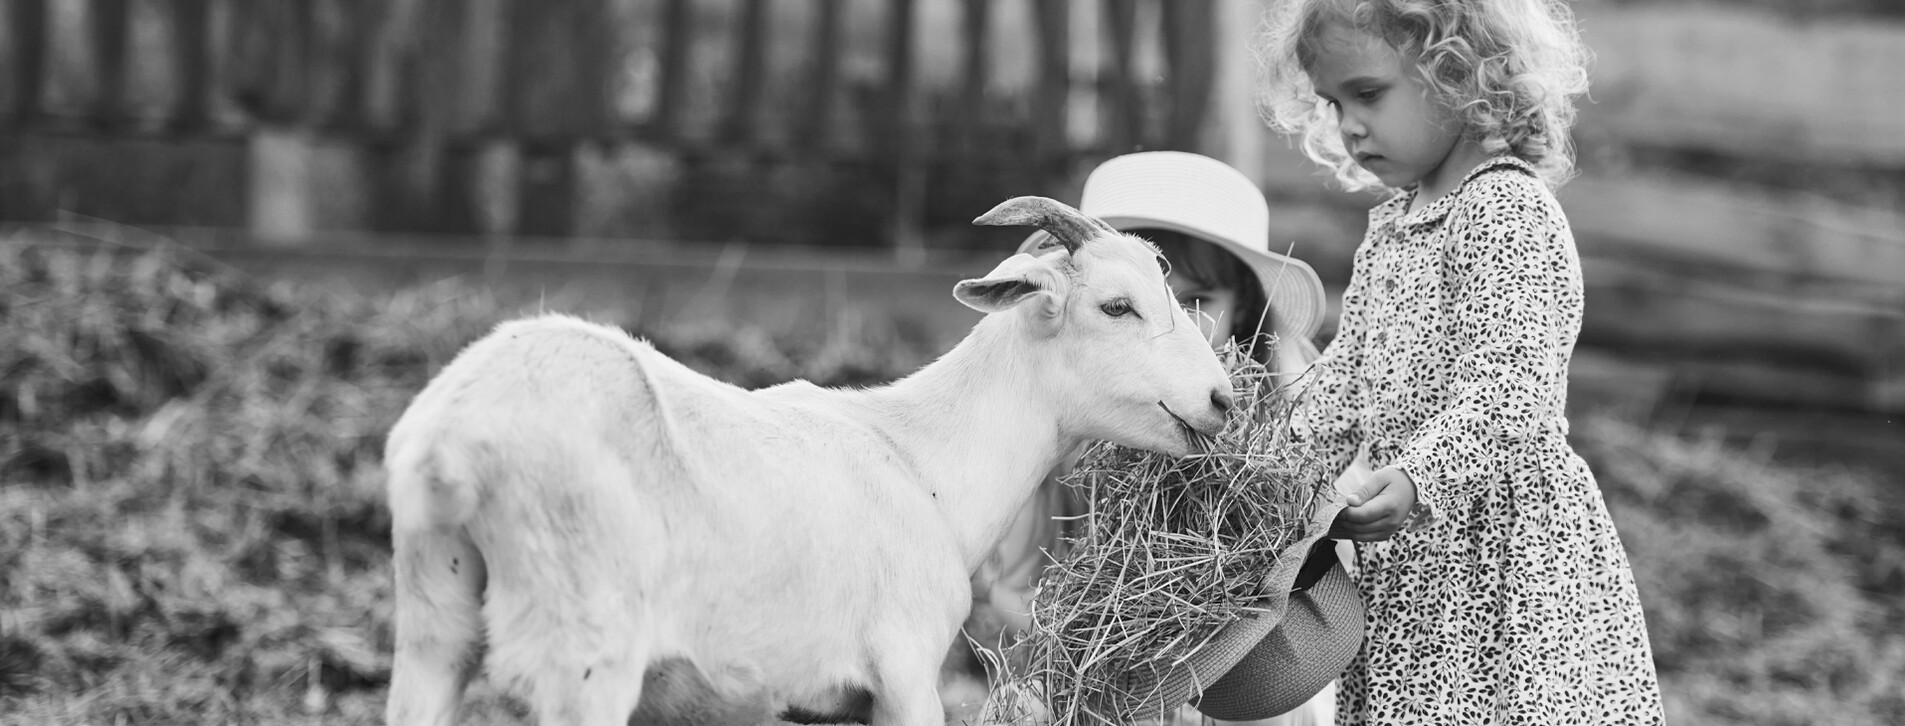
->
[1294,157,1664,725]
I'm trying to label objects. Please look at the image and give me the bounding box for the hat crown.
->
[1078,151,1271,256]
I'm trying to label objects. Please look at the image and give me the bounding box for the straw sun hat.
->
[1016,151,1328,343]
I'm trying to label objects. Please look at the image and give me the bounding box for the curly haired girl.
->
[1251,1,1665,723]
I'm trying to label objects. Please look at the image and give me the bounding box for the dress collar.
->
[1374,155,1537,230]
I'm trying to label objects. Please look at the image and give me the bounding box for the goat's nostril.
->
[1211,388,1235,415]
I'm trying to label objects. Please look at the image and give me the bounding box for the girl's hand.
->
[1330,467,1418,541]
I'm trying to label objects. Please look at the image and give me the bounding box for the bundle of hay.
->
[983,342,1338,725]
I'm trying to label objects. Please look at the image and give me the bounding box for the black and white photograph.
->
[0,1,1900,724]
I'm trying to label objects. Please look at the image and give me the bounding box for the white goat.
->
[382,196,1235,726]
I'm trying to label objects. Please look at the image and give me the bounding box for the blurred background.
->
[0,0,1900,724]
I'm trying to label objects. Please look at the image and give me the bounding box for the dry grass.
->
[979,347,1336,726]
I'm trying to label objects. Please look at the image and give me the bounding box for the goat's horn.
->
[972,196,1119,254]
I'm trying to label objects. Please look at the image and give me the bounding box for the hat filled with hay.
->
[981,345,1365,725]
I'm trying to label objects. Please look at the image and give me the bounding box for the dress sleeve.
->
[1390,187,1572,528]
[1289,249,1372,480]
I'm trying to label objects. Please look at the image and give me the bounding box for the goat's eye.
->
[1100,299,1135,318]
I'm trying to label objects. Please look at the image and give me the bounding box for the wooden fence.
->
[0,0,1250,251]
[1,0,1901,416]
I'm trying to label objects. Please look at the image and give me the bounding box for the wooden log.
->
[1578,255,1904,384]
[9,0,48,125]
[1577,4,1905,168]
[1558,173,1905,295]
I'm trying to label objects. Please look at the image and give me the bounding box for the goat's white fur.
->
[382,216,1233,726]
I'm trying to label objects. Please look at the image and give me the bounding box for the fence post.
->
[169,0,214,133]
[797,0,842,154]
[888,0,926,266]
[1032,0,1070,172]
[9,0,47,125]
[722,0,770,144]
[87,0,131,129]
[1210,0,1266,181]
[1162,0,1215,152]
[501,0,616,238]
[1101,0,1142,154]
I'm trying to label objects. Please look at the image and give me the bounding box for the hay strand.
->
[986,341,1336,725]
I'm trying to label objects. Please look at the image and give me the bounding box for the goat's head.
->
[957,196,1233,456]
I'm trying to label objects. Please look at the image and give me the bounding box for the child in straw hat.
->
[1255,0,1664,723]
[958,150,1367,726]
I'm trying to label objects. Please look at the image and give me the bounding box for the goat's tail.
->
[387,434,485,534]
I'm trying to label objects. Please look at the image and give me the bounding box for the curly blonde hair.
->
[1255,0,1591,191]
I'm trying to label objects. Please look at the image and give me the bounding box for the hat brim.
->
[1191,553,1365,720]
[1017,223,1327,344]
[1077,496,1356,721]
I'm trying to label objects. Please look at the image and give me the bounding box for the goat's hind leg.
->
[387,527,488,726]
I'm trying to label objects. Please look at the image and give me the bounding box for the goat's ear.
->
[954,254,1062,318]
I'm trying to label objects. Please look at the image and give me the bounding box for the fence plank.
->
[1030,0,1068,164]
[956,0,991,155]
[87,0,131,128]
[1161,0,1212,151]
[1100,0,1140,153]
[168,0,213,132]
[722,0,769,144]
[797,0,842,151]
[1579,4,1905,167]
[648,0,693,139]
[9,0,48,124]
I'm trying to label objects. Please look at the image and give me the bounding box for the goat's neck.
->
[864,315,1076,572]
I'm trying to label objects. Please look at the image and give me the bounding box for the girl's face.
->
[1167,269,1239,350]
[1306,24,1482,196]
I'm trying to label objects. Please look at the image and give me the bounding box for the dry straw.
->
[981,340,1336,726]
